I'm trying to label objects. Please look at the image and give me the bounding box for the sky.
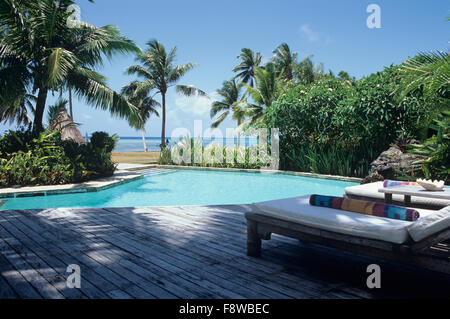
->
[2,0,449,138]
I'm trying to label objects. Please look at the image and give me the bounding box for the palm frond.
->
[168,62,197,83]
[211,110,230,128]
[47,48,78,88]
[396,51,450,99]
[176,84,207,97]
[68,67,138,119]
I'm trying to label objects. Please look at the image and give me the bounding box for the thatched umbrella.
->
[48,108,85,144]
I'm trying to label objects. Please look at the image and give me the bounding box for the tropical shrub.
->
[0,129,118,187]
[158,136,269,169]
[407,110,450,183]
[264,65,433,177]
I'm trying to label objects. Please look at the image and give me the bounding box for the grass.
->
[111,151,160,164]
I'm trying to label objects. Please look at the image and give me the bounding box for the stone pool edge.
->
[0,171,143,199]
[125,164,363,183]
[0,166,361,200]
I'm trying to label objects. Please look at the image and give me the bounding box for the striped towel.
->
[309,194,420,221]
[383,180,419,188]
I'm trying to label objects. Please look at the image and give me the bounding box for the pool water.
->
[0,169,357,210]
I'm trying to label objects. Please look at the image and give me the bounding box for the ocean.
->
[114,137,259,152]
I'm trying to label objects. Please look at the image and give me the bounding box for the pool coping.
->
[0,165,361,200]
[124,164,363,183]
[0,171,143,199]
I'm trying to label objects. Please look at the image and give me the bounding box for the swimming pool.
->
[0,169,357,210]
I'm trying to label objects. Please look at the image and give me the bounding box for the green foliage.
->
[125,39,206,148]
[264,65,434,177]
[158,136,267,169]
[210,79,247,128]
[337,65,433,144]
[395,51,450,100]
[0,129,117,187]
[158,145,173,165]
[0,0,140,130]
[233,48,262,87]
[407,110,450,182]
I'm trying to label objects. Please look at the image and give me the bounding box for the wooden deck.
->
[0,205,449,299]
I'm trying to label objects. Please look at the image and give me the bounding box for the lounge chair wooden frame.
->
[246,210,450,275]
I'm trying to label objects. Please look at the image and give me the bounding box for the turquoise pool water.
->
[0,169,357,210]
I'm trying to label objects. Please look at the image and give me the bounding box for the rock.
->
[361,172,384,184]
[366,144,426,181]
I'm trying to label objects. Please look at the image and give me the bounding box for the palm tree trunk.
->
[69,88,74,121]
[237,118,242,147]
[161,92,166,149]
[141,128,148,152]
[33,87,49,131]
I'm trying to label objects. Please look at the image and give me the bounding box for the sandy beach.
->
[112,151,160,164]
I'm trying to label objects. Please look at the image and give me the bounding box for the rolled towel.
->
[309,194,420,221]
[383,180,419,188]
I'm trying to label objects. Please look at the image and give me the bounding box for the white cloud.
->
[174,91,219,116]
[299,24,321,42]
[167,109,182,127]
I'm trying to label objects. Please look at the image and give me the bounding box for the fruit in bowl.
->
[416,178,445,191]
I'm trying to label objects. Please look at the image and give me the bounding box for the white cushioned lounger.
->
[345,182,450,208]
[252,195,435,244]
[407,205,450,242]
[246,195,450,275]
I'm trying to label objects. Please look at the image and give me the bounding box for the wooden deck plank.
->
[17,210,220,298]
[0,211,111,298]
[0,237,62,299]
[0,271,18,298]
[1,206,354,297]
[98,208,334,298]
[102,207,349,297]
[42,211,248,299]
[82,207,348,298]
[68,208,310,297]
[0,251,38,299]
[1,211,132,298]
[1,204,447,299]
[0,220,86,299]
[21,207,301,298]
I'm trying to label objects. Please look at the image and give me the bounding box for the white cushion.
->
[407,206,450,242]
[345,182,450,207]
[253,195,413,244]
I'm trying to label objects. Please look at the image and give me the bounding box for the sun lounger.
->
[345,182,450,209]
[246,195,450,275]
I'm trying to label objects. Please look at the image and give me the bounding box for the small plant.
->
[0,129,118,187]
[157,135,268,169]
[407,110,450,183]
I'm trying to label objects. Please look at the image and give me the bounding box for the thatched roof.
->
[48,108,85,144]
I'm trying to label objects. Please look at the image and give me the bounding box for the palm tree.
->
[396,51,450,99]
[210,78,249,146]
[271,43,297,81]
[233,48,262,87]
[0,94,35,126]
[122,81,160,152]
[126,40,206,149]
[294,55,315,85]
[210,79,246,127]
[337,71,353,82]
[47,98,69,130]
[244,64,283,124]
[210,79,249,145]
[0,0,140,131]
